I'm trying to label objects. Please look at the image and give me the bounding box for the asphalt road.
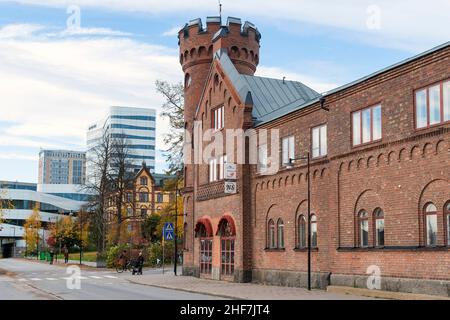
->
[0,259,223,300]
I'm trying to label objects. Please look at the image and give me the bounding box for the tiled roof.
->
[217,50,320,125]
[217,41,450,127]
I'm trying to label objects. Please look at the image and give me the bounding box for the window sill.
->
[352,139,382,150]
[414,120,450,132]
[294,247,319,252]
[311,155,328,161]
[337,246,450,252]
[264,248,286,252]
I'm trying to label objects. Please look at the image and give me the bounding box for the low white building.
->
[0,181,89,258]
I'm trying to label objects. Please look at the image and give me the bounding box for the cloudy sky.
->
[0,0,449,182]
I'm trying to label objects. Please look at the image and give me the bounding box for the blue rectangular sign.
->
[163,223,174,241]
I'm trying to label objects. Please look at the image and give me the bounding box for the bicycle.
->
[115,260,133,273]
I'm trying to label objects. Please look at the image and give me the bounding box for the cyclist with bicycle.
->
[118,250,128,270]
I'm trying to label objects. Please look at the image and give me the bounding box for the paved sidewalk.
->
[23,257,101,270]
[124,273,374,300]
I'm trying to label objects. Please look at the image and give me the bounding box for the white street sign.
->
[225,163,237,180]
[224,182,237,194]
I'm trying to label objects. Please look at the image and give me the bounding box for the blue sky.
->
[0,0,449,183]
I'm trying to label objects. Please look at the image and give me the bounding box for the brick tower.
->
[179,16,261,187]
[179,17,261,280]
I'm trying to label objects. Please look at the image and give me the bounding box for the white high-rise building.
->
[86,107,156,177]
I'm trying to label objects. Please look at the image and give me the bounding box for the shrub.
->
[106,244,128,268]
[147,241,174,266]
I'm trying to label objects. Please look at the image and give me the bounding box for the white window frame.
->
[282,136,295,167]
[258,144,268,174]
[213,106,224,131]
[218,155,227,180]
[209,158,218,182]
[352,104,382,146]
[415,80,450,129]
[312,124,327,158]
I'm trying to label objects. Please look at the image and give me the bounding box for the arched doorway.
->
[217,215,236,279]
[194,218,213,276]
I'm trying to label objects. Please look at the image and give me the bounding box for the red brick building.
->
[179,16,450,296]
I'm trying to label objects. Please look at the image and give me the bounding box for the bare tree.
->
[109,136,135,245]
[155,80,184,175]
[84,131,112,255]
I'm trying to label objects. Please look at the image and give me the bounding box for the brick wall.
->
[180,17,450,286]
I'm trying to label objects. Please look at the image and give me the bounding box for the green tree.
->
[24,205,41,254]
[155,80,184,175]
[142,214,161,243]
[0,189,14,224]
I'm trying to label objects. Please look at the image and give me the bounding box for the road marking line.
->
[30,278,42,281]
[46,278,58,281]
[89,276,102,279]
[103,275,118,279]
[18,278,29,282]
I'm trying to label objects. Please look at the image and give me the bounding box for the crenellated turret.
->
[179,16,261,125]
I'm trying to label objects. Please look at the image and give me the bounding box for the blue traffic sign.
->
[163,223,174,241]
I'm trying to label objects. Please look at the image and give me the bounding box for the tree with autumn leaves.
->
[47,211,89,252]
[156,177,184,241]
[23,205,41,255]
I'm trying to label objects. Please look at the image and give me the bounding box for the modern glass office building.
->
[86,106,156,176]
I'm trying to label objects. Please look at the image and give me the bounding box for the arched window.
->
[446,202,450,246]
[277,219,285,249]
[311,214,318,248]
[197,223,213,275]
[214,74,219,92]
[185,73,192,88]
[374,208,385,247]
[425,203,438,247]
[268,219,276,249]
[297,215,306,249]
[218,218,236,276]
[358,210,369,247]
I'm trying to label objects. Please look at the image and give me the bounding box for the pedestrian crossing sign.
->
[163,223,174,241]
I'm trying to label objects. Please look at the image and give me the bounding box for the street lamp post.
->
[173,172,186,276]
[79,212,82,266]
[286,152,312,291]
[12,226,16,258]
[173,175,180,276]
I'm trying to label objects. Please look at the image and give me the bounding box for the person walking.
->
[49,248,55,265]
[63,246,69,264]
[133,251,144,275]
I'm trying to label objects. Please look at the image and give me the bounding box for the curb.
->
[125,279,243,300]
[327,286,450,300]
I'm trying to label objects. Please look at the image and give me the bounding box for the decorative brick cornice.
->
[331,126,450,163]
[196,180,240,201]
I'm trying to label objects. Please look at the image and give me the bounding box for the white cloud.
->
[0,153,38,161]
[55,27,132,37]
[256,66,339,94]
[0,24,182,163]
[5,0,450,51]
[0,24,45,39]
[162,26,182,37]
